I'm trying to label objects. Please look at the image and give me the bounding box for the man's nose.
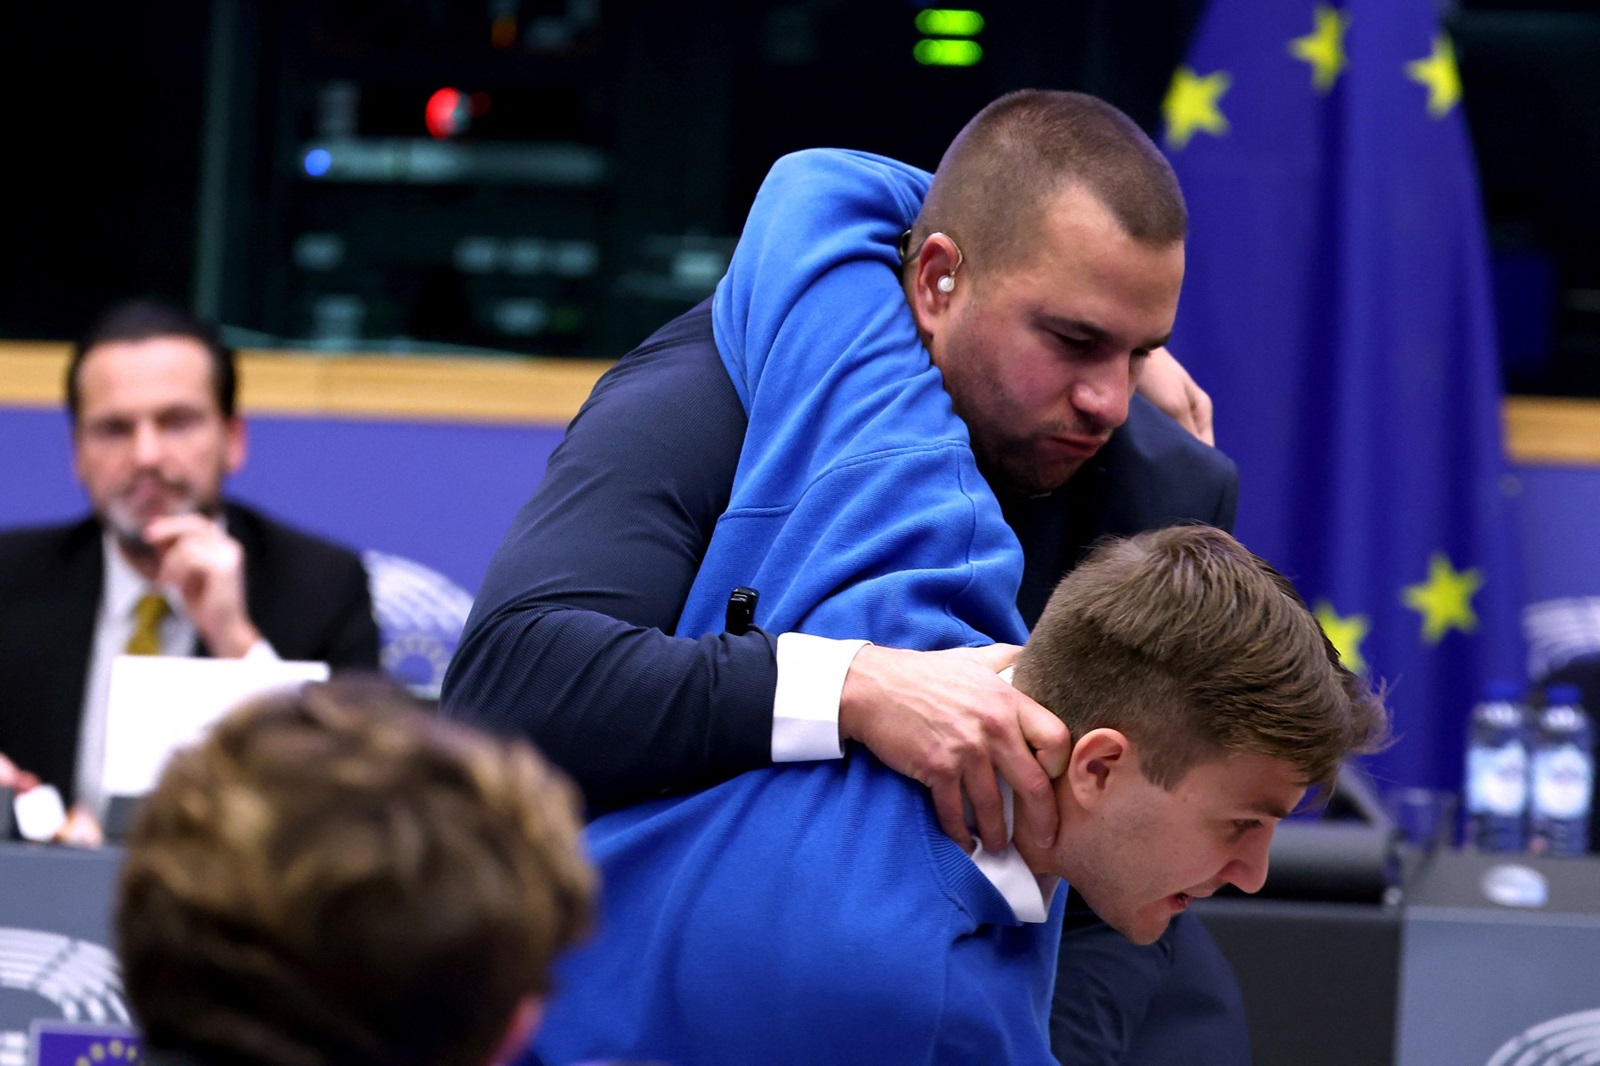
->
[1069,360,1133,431]
[1223,830,1274,895]
[131,420,163,466]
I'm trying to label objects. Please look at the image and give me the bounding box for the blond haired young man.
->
[533,526,1386,1065]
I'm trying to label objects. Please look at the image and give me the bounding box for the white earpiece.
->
[937,274,956,294]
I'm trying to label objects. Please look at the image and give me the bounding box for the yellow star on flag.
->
[1406,34,1461,118]
[1289,5,1351,93]
[1314,600,1370,674]
[1401,552,1483,644]
[1163,65,1232,150]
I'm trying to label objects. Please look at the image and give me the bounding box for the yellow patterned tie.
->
[125,593,170,656]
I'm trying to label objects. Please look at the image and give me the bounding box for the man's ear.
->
[1066,728,1132,809]
[906,232,965,340]
[225,416,247,476]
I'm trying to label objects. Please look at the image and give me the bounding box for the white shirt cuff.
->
[772,633,867,762]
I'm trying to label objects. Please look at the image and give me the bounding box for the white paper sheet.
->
[102,655,330,798]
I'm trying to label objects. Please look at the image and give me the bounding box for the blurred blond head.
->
[117,678,595,1066]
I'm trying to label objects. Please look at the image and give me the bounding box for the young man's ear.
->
[1065,728,1132,808]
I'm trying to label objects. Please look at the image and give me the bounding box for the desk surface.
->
[0,843,129,1048]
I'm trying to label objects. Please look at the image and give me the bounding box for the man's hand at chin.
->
[142,514,262,658]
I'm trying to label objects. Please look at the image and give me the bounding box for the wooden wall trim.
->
[3,344,1598,459]
[0,343,610,425]
[1501,396,1600,465]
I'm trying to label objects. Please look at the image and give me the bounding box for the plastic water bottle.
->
[1529,684,1594,857]
[1464,681,1531,853]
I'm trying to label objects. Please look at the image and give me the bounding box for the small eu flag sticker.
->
[31,1022,143,1066]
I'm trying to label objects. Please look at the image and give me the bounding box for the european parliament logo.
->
[364,550,474,696]
[1487,1007,1600,1066]
[0,928,131,1066]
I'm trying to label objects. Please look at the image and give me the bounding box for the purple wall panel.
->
[0,407,80,526]
[0,406,564,595]
[1509,464,1600,601]
[6,403,1600,610]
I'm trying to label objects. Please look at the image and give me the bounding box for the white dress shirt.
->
[73,531,275,813]
[967,781,1058,923]
[771,632,866,762]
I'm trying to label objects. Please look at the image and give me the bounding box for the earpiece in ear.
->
[937,274,956,294]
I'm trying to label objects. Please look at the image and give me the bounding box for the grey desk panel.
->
[1193,897,1402,1066]
[1396,851,1600,1066]
[0,843,126,1062]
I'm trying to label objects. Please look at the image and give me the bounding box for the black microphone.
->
[724,587,759,636]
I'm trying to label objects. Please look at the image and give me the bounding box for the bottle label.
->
[1531,744,1594,820]
[1467,742,1528,816]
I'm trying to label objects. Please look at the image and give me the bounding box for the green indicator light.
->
[915,9,985,37]
[914,38,984,67]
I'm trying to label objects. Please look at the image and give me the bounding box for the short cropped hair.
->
[117,680,595,1066]
[910,90,1187,277]
[68,300,238,422]
[1014,525,1388,793]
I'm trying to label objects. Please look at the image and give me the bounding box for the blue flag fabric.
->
[1163,0,1524,791]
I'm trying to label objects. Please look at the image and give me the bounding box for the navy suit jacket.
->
[0,500,379,799]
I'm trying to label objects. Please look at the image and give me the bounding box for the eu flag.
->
[1164,0,1524,791]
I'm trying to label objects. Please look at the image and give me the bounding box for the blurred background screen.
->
[3,0,1593,390]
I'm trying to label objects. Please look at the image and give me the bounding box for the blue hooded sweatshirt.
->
[532,149,1060,1066]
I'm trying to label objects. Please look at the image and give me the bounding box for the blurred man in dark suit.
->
[0,301,379,825]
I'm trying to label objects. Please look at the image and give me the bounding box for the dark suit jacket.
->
[0,501,379,798]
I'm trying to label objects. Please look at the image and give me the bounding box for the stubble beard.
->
[100,472,218,559]
[951,368,1098,497]
[977,431,1090,497]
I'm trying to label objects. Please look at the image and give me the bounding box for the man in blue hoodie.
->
[448,91,1242,1061]
[531,525,1388,1065]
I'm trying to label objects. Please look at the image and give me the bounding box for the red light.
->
[425,88,467,139]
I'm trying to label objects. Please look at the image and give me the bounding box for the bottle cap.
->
[1544,683,1583,707]
[1484,680,1524,702]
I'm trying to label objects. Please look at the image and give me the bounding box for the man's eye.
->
[160,410,204,432]
[1231,819,1262,837]
[87,420,131,441]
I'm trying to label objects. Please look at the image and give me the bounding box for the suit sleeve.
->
[1088,396,1242,544]
[1210,460,1240,535]
[440,305,778,813]
[229,504,381,672]
[321,552,382,670]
